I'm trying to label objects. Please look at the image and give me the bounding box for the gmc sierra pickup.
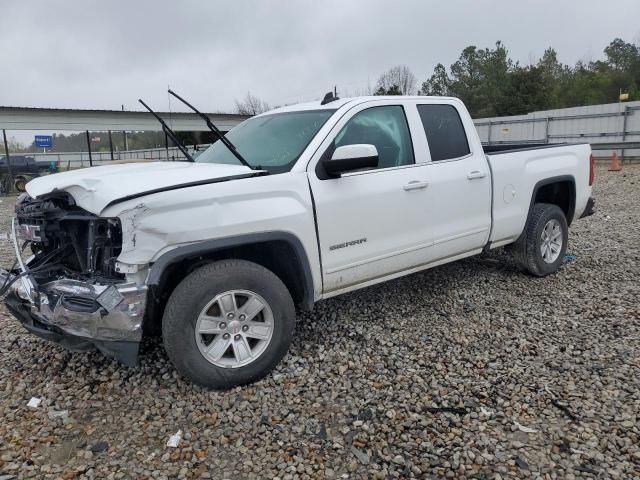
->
[1,94,595,389]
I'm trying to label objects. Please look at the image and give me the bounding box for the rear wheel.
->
[512,203,568,276]
[162,260,295,389]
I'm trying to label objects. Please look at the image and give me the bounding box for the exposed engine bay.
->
[14,192,124,284]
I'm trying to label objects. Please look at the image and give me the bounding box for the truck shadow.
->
[128,250,525,374]
[295,248,522,336]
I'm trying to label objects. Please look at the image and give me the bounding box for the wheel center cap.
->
[228,320,241,335]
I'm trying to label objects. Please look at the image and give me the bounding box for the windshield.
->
[196,109,336,173]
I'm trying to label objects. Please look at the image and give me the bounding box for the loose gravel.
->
[0,165,639,479]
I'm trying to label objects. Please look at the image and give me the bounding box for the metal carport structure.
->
[0,106,250,192]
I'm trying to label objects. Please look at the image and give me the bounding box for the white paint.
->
[503,184,516,204]
[487,143,592,245]
[26,162,256,214]
[331,144,378,161]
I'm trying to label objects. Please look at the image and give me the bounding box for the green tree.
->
[420,63,450,96]
[374,84,402,95]
[419,37,640,117]
[444,42,515,117]
[604,38,640,72]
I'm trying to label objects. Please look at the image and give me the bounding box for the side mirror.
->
[323,144,378,177]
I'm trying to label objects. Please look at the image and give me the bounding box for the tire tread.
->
[512,203,568,277]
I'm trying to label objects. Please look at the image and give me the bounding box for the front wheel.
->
[162,260,295,389]
[512,203,568,277]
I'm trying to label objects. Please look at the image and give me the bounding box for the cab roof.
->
[260,95,460,116]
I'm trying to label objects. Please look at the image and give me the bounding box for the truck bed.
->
[484,143,592,248]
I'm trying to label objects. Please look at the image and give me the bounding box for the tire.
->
[162,260,295,389]
[512,203,568,277]
[14,177,27,192]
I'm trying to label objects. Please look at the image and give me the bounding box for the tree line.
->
[374,38,640,118]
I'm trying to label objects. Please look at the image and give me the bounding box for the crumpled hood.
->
[26,161,255,215]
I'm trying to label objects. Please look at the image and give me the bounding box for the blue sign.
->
[34,135,53,148]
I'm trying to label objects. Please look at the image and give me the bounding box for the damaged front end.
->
[0,192,147,365]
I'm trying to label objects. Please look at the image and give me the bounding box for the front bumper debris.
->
[1,269,147,366]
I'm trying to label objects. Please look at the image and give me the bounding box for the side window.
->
[417,104,470,161]
[334,106,414,170]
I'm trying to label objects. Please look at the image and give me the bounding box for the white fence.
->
[474,101,640,160]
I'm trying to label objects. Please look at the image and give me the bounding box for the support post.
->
[486,121,492,145]
[85,130,93,167]
[108,130,114,161]
[544,117,551,143]
[621,106,629,164]
[122,104,128,152]
[164,131,169,161]
[2,129,13,194]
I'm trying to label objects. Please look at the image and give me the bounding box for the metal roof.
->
[0,106,250,132]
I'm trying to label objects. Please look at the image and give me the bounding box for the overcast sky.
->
[1,0,639,114]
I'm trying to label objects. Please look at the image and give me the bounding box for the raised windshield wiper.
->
[138,99,195,162]
[167,89,255,170]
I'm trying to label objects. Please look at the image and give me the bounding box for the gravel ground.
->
[0,165,639,479]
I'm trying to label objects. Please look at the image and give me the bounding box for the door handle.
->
[467,170,486,180]
[403,180,429,191]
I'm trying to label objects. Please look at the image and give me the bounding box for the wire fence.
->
[31,144,211,170]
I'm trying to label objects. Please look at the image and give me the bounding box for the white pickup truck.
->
[1,94,594,388]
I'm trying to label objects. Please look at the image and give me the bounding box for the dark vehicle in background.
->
[0,155,41,193]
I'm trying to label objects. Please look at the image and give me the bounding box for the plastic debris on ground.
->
[563,254,577,263]
[480,406,493,417]
[350,445,370,465]
[516,456,530,470]
[514,420,538,433]
[27,397,41,409]
[48,410,69,420]
[166,430,182,448]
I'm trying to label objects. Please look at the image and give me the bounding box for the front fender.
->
[99,172,322,301]
[147,231,316,310]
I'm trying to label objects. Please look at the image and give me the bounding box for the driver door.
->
[307,100,433,293]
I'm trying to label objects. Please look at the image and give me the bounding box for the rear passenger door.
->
[415,102,492,261]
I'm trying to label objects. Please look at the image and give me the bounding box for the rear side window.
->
[417,104,470,161]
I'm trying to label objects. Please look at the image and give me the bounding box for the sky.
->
[1,0,639,115]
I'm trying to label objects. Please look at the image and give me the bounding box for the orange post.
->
[609,151,622,172]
